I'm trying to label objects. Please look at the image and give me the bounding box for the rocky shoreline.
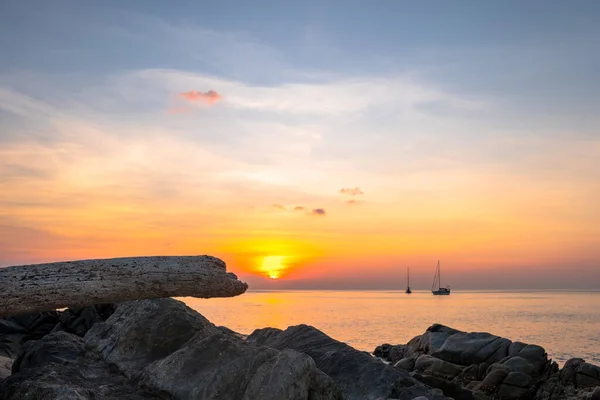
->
[1,298,599,400]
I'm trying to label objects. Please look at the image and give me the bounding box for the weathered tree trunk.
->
[0,255,248,317]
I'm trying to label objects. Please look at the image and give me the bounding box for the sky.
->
[1,1,599,289]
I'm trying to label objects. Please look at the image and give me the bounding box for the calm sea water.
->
[181,291,600,366]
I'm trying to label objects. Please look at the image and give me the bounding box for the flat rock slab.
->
[0,256,247,316]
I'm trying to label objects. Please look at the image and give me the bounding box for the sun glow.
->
[260,255,287,279]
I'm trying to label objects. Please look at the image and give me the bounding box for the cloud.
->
[271,204,286,210]
[293,206,305,211]
[340,187,364,196]
[179,90,222,104]
[311,208,326,215]
[346,199,364,205]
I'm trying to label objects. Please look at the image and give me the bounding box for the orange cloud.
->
[179,90,222,104]
[271,204,286,210]
[311,208,326,216]
[346,199,364,205]
[293,206,305,211]
[340,187,364,196]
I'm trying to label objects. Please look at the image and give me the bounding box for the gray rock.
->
[374,343,393,358]
[85,298,216,379]
[502,356,537,376]
[497,382,529,400]
[0,356,12,381]
[577,363,600,388]
[141,331,342,400]
[480,368,509,392]
[0,333,23,359]
[503,372,533,388]
[508,342,527,357]
[562,358,586,386]
[431,331,511,366]
[389,344,413,364]
[590,386,600,400]
[58,304,115,337]
[0,331,172,400]
[414,354,464,379]
[87,298,342,400]
[248,324,449,400]
[413,372,477,400]
[395,357,417,371]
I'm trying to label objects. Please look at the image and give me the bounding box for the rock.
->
[414,354,464,379]
[407,324,461,355]
[85,298,216,379]
[577,363,600,388]
[562,358,586,386]
[502,356,537,376]
[497,383,529,400]
[88,298,342,400]
[58,304,115,337]
[508,342,527,357]
[413,372,477,400]
[0,331,172,400]
[140,332,342,400]
[479,368,509,392]
[0,255,248,316]
[431,331,511,366]
[0,334,23,359]
[503,371,533,388]
[0,356,12,381]
[248,324,449,400]
[374,343,393,358]
[0,319,27,335]
[395,357,417,371]
[590,386,600,400]
[389,344,413,364]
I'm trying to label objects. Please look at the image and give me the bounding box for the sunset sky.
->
[1,1,599,289]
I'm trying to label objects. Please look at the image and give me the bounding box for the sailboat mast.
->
[438,260,441,289]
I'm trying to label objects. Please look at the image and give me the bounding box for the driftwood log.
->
[0,255,248,317]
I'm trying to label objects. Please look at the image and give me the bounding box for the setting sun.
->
[260,256,287,279]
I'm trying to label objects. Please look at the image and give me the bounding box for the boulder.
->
[412,372,477,400]
[248,324,449,400]
[395,357,417,371]
[562,358,587,386]
[0,331,172,400]
[374,343,393,358]
[0,334,23,359]
[501,356,537,376]
[0,356,12,381]
[577,363,600,389]
[431,331,511,366]
[414,354,464,379]
[88,298,342,400]
[58,304,115,337]
[140,332,342,400]
[85,298,216,379]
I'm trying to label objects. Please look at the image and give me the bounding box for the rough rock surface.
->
[0,255,248,316]
[375,324,599,400]
[0,331,172,399]
[248,324,449,400]
[87,298,343,400]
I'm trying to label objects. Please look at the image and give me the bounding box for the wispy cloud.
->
[340,187,364,196]
[293,206,305,211]
[179,90,222,104]
[311,208,326,216]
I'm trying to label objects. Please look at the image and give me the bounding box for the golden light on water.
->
[260,255,287,279]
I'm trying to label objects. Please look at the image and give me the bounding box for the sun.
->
[260,256,287,279]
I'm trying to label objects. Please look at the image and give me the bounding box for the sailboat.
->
[405,267,412,294]
[431,260,450,295]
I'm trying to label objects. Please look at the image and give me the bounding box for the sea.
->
[181,290,600,366]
